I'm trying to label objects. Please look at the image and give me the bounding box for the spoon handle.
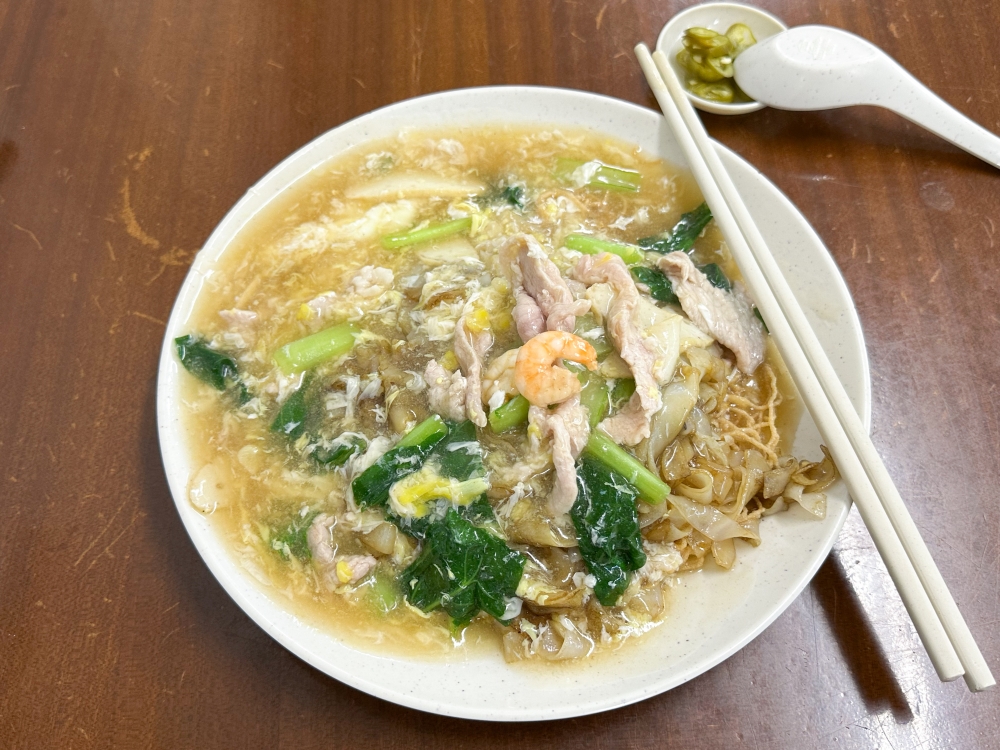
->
[868,58,1000,168]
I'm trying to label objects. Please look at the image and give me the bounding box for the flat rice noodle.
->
[763,456,797,499]
[345,172,486,199]
[711,539,736,570]
[416,236,478,267]
[668,494,760,544]
[727,449,768,517]
[784,482,827,519]
[639,366,701,470]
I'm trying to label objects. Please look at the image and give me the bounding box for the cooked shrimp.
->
[514,331,597,407]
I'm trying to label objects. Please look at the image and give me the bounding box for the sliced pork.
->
[572,253,661,444]
[513,290,545,342]
[454,315,492,427]
[657,252,766,374]
[529,395,590,515]
[424,359,468,422]
[518,235,590,332]
[501,234,589,341]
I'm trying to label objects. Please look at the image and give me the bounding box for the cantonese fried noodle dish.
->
[175,127,838,662]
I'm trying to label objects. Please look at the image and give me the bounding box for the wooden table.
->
[2,1,998,746]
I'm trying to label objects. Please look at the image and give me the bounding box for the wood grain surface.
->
[1,1,998,747]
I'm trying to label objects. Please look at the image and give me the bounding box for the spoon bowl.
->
[655,1,787,115]
[734,25,1000,168]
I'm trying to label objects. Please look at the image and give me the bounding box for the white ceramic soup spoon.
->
[733,24,1000,169]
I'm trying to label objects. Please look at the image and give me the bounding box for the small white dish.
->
[157,86,869,720]
[656,1,787,115]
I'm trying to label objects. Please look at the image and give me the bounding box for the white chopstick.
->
[635,43,995,692]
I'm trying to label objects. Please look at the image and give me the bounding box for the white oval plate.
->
[157,86,870,721]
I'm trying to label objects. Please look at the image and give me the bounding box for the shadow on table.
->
[812,554,913,723]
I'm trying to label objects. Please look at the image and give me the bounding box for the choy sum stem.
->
[584,430,670,504]
[273,322,360,374]
[381,217,473,250]
[488,394,530,433]
[556,158,642,192]
[564,234,645,265]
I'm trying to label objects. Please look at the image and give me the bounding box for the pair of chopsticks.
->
[634,43,994,692]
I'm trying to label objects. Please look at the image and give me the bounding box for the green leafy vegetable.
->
[475,183,526,210]
[458,495,496,525]
[381,217,473,250]
[754,306,769,333]
[310,434,367,468]
[435,420,494,522]
[434,420,484,480]
[564,233,645,265]
[699,262,731,291]
[273,322,360,374]
[270,510,320,561]
[584,430,670,505]
[610,378,636,410]
[638,202,712,254]
[175,335,248,402]
[270,374,313,440]
[501,185,526,208]
[571,455,647,606]
[630,266,679,305]
[402,508,525,626]
[351,415,449,508]
[386,420,495,536]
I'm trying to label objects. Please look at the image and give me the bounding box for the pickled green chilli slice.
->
[677,23,758,104]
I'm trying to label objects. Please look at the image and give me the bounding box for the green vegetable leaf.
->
[583,430,670,505]
[457,495,496,525]
[175,335,242,392]
[402,508,524,626]
[501,185,525,208]
[351,415,449,508]
[475,183,526,210]
[753,306,769,333]
[270,374,313,440]
[638,202,713,254]
[270,510,320,561]
[610,378,636,410]
[434,420,484,481]
[309,434,367,468]
[387,421,495,533]
[630,266,679,305]
[571,455,647,606]
[436,420,494,523]
[699,262,731,291]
